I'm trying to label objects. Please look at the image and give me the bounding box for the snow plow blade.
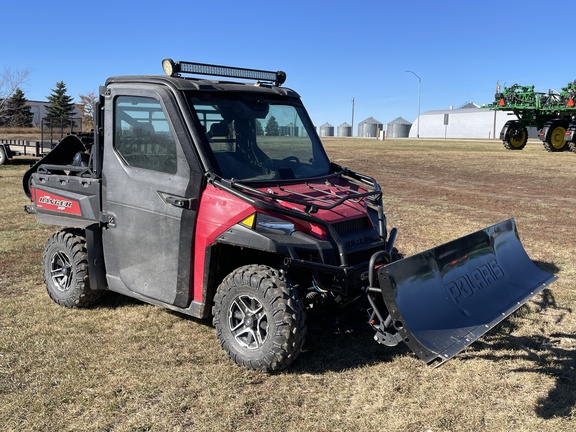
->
[375,219,556,366]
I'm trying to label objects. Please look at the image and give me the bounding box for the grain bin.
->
[386,117,412,138]
[358,117,383,137]
[318,122,334,137]
[337,122,352,137]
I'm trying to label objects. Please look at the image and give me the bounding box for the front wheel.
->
[212,265,306,371]
[43,228,103,308]
[502,124,528,150]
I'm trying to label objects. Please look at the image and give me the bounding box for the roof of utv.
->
[105,74,301,99]
[105,58,301,98]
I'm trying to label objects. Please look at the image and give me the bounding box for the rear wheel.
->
[212,265,306,371]
[43,228,103,308]
[541,121,568,152]
[0,146,7,166]
[566,124,576,154]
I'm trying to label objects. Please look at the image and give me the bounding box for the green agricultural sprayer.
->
[485,81,576,153]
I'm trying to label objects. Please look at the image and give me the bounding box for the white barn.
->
[408,104,534,139]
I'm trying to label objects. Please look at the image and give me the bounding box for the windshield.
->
[188,94,331,181]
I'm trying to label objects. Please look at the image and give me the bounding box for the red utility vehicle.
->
[23,59,555,371]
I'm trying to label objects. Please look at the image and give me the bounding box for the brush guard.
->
[367,219,556,366]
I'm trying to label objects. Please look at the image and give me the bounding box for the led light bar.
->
[161,58,286,86]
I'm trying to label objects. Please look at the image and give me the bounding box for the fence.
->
[0,116,84,157]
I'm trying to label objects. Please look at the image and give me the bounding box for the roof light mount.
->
[161,58,286,86]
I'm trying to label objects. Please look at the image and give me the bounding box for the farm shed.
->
[408,104,538,139]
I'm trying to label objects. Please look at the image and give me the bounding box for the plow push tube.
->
[372,219,556,366]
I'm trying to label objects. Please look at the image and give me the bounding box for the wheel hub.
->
[243,315,254,327]
[229,294,268,350]
[50,251,72,292]
[551,127,567,149]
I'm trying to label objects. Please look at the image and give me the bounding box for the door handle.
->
[159,192,196,210]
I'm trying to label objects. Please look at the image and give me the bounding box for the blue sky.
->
[2,0,574,131]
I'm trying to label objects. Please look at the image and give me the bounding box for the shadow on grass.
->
[466,288,575,419]
[97,291,211,327]
[97,291,146,309]
[289,316,409,374]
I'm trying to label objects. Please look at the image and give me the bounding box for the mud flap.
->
[375,219,556,366]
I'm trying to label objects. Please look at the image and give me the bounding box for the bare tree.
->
[76,91,98,131]
[0,67,31,113]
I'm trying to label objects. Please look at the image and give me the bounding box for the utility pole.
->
[406,70,421,138]
[351,97,355,137]
[493,81,500,139]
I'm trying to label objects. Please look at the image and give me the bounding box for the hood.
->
[253,176,372,226]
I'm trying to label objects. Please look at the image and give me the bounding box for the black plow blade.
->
[377,219,556,366]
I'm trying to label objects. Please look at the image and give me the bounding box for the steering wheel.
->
[278,156,300,166]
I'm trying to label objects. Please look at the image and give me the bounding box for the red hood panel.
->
[255,178,369,224]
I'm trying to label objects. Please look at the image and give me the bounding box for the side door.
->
[101,85,203,307]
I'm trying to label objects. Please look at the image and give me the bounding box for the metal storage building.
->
[408,104,537,139]
[337,122,352,137]
[318,122,334,137]
[386,117,412,138]
[358,117,383,137]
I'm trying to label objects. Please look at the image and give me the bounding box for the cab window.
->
[114,96,177,174]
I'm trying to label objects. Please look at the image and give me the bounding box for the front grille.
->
[347,246,384,267]
[333,217,370,235]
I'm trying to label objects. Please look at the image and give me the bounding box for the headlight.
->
[241,213,295,235]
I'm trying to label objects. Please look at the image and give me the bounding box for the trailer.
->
[0,143,16,165]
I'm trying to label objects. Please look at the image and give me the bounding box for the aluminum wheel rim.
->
[228,294,268,350]
[50,251,72,292]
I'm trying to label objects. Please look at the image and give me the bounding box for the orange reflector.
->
[498,98,505,106]
[568,98,574,107]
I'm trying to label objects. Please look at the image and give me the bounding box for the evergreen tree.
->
[5,88,33,127]
[255,119,264,136]
[45,81,75,128]
[265,116,279,136]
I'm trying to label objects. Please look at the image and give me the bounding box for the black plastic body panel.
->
[30,173,101,228]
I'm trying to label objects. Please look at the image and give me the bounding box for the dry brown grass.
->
[1,139,575,431]
[0,127,42,141]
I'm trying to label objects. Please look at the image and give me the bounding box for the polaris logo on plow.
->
[445,259,505,305]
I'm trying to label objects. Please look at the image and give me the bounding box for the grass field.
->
[1,138,575,431]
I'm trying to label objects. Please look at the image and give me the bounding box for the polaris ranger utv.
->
[23,59,555,371]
